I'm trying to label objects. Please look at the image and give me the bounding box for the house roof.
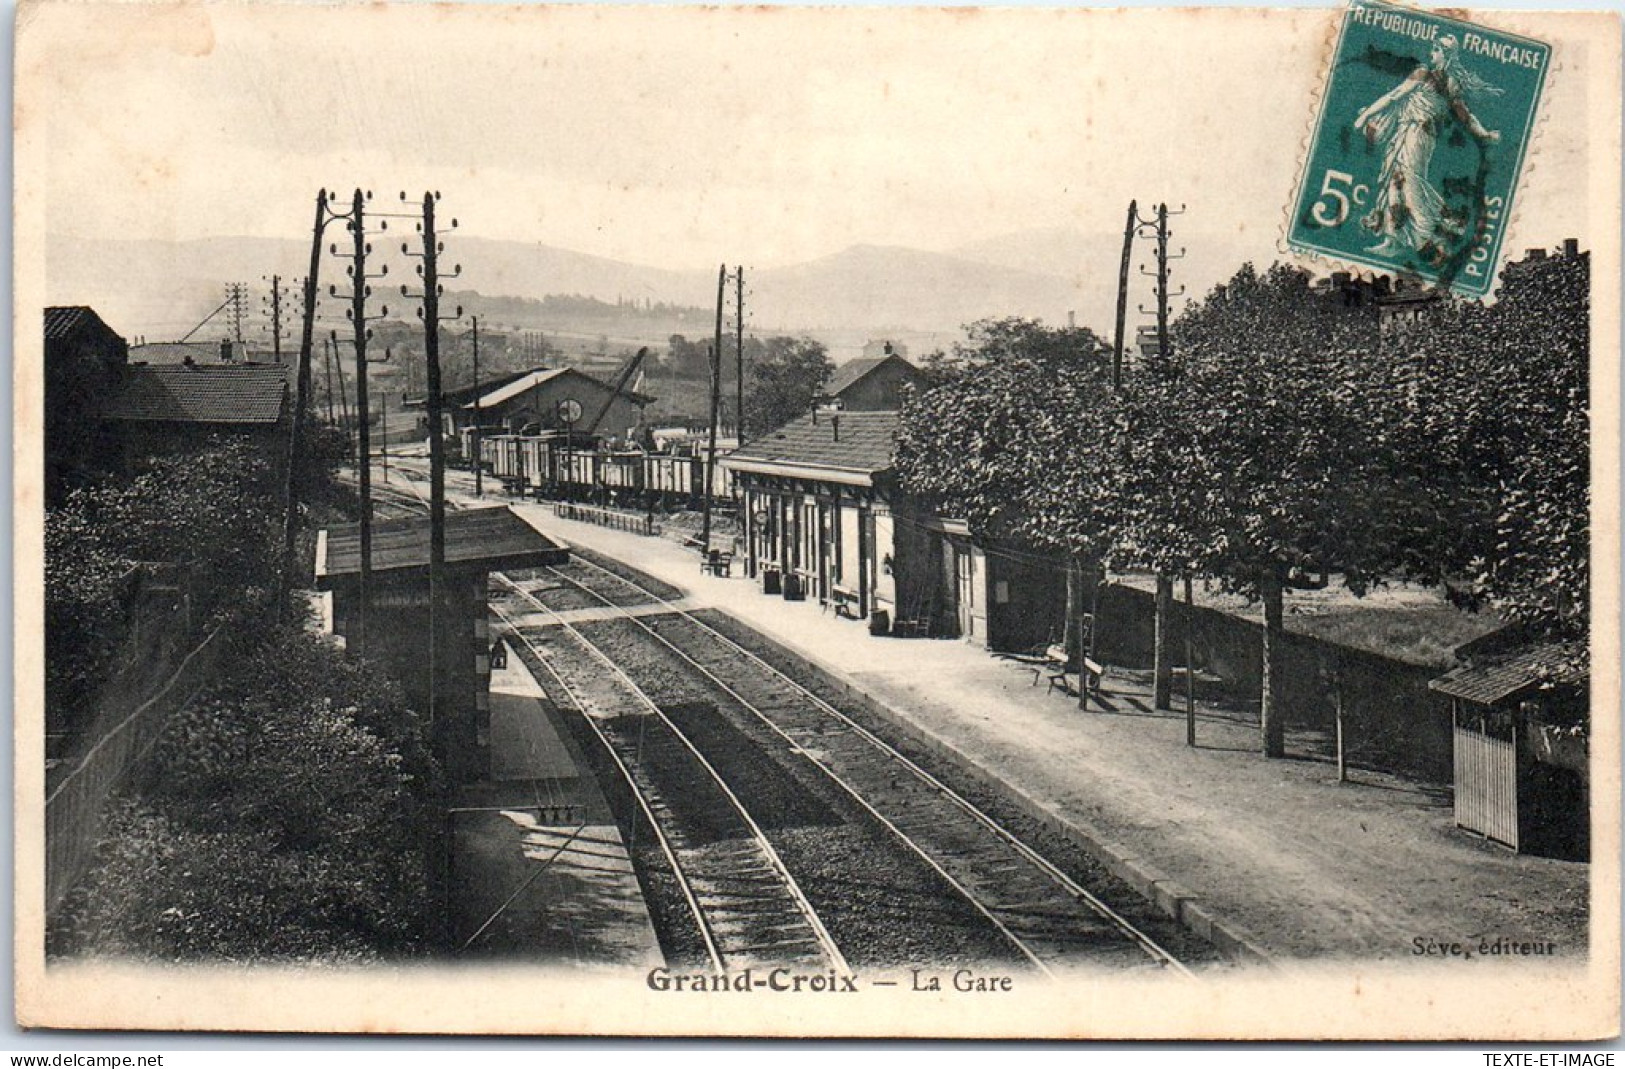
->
[315,505,569,584]
[722,411,898,487]
[823,353,921,399]
[45,306,121,344]
[1429,641,1588,706]
[129,341,242,366]
[100,364,288,424]
[462,367,654,411]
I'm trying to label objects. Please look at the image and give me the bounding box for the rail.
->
[554,554,1197,978]
[492,577,849,976]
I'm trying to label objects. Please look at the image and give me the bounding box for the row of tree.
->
[896,251,1589,754]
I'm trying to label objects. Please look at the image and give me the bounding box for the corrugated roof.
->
[723,411,898,482]
[1429,641,1588,706]
[317,505,569,582]
[100,364,287,424]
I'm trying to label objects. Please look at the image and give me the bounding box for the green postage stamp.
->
[1288,1,1549,296]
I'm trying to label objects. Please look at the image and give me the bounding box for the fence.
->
[1095,582,1454,784]
[551,501,661,537]
[45,626,225,917]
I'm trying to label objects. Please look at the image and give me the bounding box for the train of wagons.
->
[472,428,736,509]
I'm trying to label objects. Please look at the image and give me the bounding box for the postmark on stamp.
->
[1287,1,1550,296]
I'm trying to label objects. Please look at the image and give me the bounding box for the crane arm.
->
[583,346,649,436]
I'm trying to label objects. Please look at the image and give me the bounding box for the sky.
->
[18,2,1605,279]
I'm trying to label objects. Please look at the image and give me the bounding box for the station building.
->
[723,406,1065,653]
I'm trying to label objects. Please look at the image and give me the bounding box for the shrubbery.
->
[50,625,436,962]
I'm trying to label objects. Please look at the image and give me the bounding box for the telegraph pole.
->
[329,189,392,651]
[225,282,249,357]
[278,190,331,609]
[701,263,725,551]
[263,274,286,364]
[1137,202,1186,711]
[1111,200,1137,389]
[472,316,483,497]
[735,266,745,443]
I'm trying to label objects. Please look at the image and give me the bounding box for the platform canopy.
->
[315,505,568,587]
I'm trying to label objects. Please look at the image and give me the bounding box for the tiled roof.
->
[129,342,231,366]
[723,411,898,483]
[45,306,119,343]
[1429,641,1588,706]
[316,505,569,582]
[100,364,287,424]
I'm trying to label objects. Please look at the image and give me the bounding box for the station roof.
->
[722,410,898,487]
[1428,641,1588,707]
[315,505,569,586]
[100,364,287,424]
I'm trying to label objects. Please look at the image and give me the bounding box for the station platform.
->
[465,484,1591,969]
[450,653,663,967]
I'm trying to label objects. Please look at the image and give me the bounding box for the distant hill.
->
[45,226,1266,344]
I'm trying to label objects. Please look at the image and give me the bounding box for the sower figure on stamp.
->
[1353,34,1502,259]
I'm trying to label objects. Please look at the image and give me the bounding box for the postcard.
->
[14,0,1620,1040]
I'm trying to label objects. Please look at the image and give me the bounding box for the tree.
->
[897,319,1116,666]
[1403,248,1590,641]
[743,336,835,437]
[1168,264,1391,756]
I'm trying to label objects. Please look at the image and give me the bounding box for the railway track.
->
[497,557,1197,979]
[491,590,849,977]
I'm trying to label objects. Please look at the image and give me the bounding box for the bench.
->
[1026,645,1106,698]
[828,584,861,619]
[701,549,734,577]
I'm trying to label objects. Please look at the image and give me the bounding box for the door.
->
[1454,711,1519,850]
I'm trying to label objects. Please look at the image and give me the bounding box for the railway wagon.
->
[485,435,524,483]
[519,436,552,489]
[601,452,644,492]
[557,448,600,495]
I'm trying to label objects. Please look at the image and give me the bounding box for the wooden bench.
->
[1027,645,1106,698]
[700,549,734,577]
[828,584,861,619]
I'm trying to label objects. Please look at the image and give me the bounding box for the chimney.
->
[220,339,233,362]
[1067,311,1076,329]
[1563,238,1580,260]
[1526,247,1547,261]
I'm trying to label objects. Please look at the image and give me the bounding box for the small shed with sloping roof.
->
[315,505,569,783]
[1430,639,1588,858]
